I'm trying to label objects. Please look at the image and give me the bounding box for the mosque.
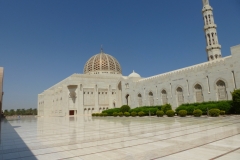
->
[38,0,240,116]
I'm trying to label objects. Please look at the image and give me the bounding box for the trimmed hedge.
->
[161,104,172,113]
[113,112,118,117]
[193,109,202,117]
[120,105,130,113]
[124,112,130,117]
[138,111,145,117]
[131,112,137,117]
[220,110,225,115]
[118,112,123,117]
[103,113,107,117]
[178,110,187,117]
[176,101,232,115]
[209,109,220,117]
[156,110,164,117]
[166,110,175,117]
[102,108,120,116]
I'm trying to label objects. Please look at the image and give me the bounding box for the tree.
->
[9,109,15,116]
[4,109,9,116]
[33,108,37,115]
[16,109,21,115]
[232,89,240,114]
[21,109,26,115]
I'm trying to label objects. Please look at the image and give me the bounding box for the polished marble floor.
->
[0,115,240,160]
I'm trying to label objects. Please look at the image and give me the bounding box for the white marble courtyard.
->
[1,115,240,160]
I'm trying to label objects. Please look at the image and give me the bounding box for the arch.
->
[194,84,204,102]
[176,87,184,106]
[137,93,142,107]
[161,89,168,105]
[216,80,227,100]
[210,55,214,60]
[148,91,154,106]
[214,78,228,89]
[125,94,130,105]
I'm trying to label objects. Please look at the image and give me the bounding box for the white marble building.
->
[38,0,240,116]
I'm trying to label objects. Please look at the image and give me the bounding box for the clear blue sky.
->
[0,0,240,110]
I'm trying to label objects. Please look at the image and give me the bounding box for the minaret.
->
[202,0,222,61]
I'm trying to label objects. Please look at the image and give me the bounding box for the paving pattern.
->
[1,115,240,160]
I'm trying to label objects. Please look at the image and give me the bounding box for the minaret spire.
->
[202,0,222,61]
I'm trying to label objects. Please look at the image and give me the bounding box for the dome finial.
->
[100,45,104,53]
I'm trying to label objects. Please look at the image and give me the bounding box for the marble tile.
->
[1,115,240,160]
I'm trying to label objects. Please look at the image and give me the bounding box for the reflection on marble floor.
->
[1,115,240,160]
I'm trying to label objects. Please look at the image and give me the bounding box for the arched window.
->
[210,55,214,60]
[212,33,215,44]
[161,90,168,105]
[125,94,130,105]
[215,55,218,59]
[208,14,211,24]
[176,87,184,106]
[205,16,208,25]
[149,92,154,106]
[138,94,142,107]
[194,84,204,102]
[216,80,227,100]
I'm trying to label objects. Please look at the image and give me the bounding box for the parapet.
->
[231,44,240,55]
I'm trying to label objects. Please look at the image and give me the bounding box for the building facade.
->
[38,0,240,116]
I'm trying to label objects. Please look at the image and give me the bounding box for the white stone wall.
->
[120,45,240,109]
[38,45,240,116]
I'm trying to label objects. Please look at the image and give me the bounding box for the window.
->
[216,80,227,100]
[194,84,204,102]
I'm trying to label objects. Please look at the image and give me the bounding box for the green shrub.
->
[193,109,202,117]
[232,89,240,114]
[209,109,220,117]
[92,113,95,116]
[178,110,187,117]
[95,113,100,117]
[156,110,164,117]
[102,108,120,116]
[131,112,137,117]
[113,112,118,117]
[176,101,232,115]
[103,113,108,117]
[129,106,161,115]
[166,110,175,117]
[120,105,130,113]
[161,104,172,113]
[220,110,225,115]
[124,112,130,117]
[138,111,145,117]
[118,112,123,117]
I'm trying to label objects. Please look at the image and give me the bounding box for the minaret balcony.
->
[206,44,221,50]
[204,24,217,30]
